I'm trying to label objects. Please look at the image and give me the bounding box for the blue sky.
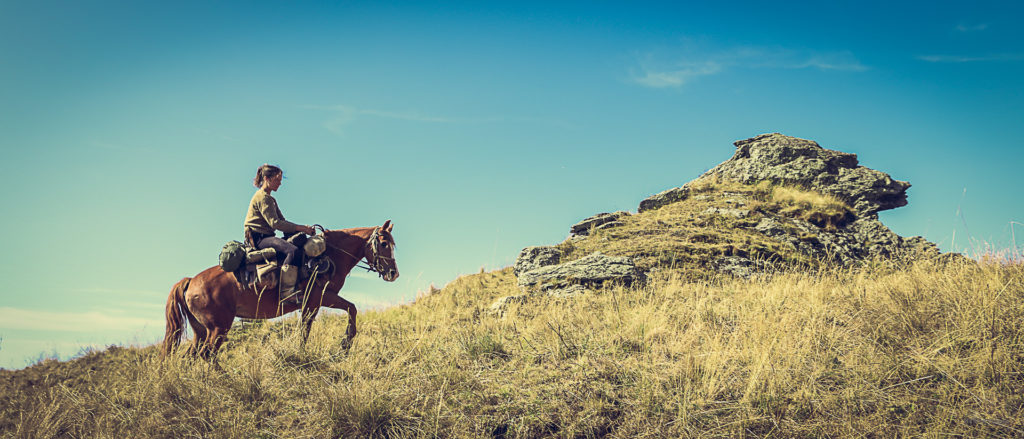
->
[1,0,1021,369]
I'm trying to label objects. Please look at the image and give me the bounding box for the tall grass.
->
[3,256,1022,437]
[765,186,854,230]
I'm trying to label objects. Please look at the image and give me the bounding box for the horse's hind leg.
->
[203,321,233,361]
[185,313,208,358]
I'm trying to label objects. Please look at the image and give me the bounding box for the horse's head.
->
[365,220,399,282]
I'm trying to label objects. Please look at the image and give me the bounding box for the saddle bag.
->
[256,262,278,290]
[246,247,276,264]
[218,241,246,272]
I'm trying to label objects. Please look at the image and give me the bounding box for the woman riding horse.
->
[161,164,400,360]
[163,221,399,359]
[244,164,316,305]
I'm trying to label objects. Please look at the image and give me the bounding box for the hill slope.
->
[3,258,1022,437]
[2,134,1022,438]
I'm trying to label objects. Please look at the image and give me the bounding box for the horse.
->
[162,220,398,359]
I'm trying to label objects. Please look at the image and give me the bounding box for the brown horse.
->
[162,220,398,358]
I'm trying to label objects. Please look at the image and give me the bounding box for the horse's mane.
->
[327,226,375,235]
[321,227,378,251]
[322,225,395,253]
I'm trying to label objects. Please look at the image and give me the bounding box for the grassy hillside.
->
[2,183,1023,438]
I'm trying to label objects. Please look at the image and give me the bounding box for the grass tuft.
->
[767,185,855,230]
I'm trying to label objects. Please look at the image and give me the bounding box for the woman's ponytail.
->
[253,164,282,188]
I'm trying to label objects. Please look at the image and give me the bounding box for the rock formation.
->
[513,246,563,277]
[667,134,938,269]
[517,253,646,293]
[510,133,943,292]
[638,187,690,213]
[569,211,630,237]
[701,133,909,216]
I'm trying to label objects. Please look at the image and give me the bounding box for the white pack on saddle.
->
[304,235,326,257]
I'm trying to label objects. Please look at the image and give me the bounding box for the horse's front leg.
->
[299,302,321,348]
[321,294,358,341]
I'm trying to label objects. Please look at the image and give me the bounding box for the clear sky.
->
[1,0,1021,369]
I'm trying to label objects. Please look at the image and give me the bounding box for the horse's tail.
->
[162,277,192,357]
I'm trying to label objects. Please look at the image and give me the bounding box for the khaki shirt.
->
[243,189,299,235]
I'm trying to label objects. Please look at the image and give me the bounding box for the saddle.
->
[234,234,333,295]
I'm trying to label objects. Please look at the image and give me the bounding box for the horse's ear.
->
[383,220,393,233]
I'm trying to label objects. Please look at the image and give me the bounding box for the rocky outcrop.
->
[702,133,909,216]
[753,216,937,266]
[639,187,690,213]
[847,217,939,259]
[516,253,646,293]
[513,246,563,277]
[570,211,630,237]
[513,133,944,284]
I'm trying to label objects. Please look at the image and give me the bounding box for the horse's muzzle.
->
[383,269,399,282]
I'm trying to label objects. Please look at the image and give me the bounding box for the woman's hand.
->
[300,225,315,235]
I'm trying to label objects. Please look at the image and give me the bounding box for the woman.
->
[243,164,315,304]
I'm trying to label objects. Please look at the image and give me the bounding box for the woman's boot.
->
[279,265,302,305]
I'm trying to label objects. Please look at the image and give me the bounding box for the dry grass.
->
[2,181,1020,437]
[2,256,1022,438]
[765,186,854,231]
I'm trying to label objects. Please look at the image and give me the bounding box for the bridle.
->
[317,225,396,279]
[363,226,397,278]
